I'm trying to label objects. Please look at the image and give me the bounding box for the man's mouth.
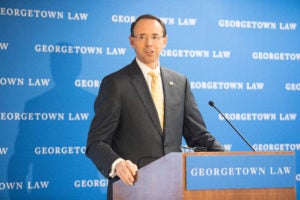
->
[145,50,154,55]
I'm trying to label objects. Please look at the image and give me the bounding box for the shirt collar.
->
[136,57,161,76]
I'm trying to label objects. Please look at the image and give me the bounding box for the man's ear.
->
[129,36,135,48]
[162,35,168,48]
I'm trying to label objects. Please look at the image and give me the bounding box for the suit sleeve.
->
[182,78,224,151]
[85,75,122,178]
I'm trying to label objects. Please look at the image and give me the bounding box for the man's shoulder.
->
[102,61,137,82]
[104,61,133,75]
[161,66,186,79]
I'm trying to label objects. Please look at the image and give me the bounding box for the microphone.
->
[181,146,207,152]
[208,101,255,151]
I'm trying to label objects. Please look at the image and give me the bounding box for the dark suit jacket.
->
[86,59,223,199]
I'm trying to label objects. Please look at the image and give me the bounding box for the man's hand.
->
[115,160,138,186]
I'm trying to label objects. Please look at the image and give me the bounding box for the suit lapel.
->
[161,67,177,131]
[127,61,163,134]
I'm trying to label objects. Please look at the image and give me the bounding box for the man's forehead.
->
[134,19,163,33]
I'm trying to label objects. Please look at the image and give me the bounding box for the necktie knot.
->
[148,71,158,79]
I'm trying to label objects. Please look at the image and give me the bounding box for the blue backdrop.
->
[1,0,300,199]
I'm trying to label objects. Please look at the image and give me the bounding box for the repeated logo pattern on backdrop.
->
[1,0,299,199]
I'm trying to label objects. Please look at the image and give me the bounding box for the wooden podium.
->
[113,152,296,200]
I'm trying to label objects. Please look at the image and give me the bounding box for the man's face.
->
[129,19,168,69]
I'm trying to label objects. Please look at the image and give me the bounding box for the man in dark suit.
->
[86,14,224,200]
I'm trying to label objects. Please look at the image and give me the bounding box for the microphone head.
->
[208,101,214,107]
